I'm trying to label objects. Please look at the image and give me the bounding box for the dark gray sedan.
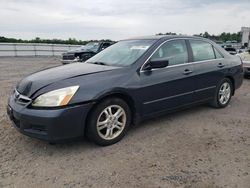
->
[7,35,244,146]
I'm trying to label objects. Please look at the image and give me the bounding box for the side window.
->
[214,47,224,59]
[190,40,215,62]
[102,43,110,49]
[151,40,188,66]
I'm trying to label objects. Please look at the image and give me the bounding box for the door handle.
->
[183,69,193,75]
[217,63,225,68]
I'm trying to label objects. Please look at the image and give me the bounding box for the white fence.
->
[0,43,81,57]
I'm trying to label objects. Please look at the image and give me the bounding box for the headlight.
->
[32,86,79,107]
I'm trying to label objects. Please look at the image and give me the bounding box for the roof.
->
[123,35,204,41]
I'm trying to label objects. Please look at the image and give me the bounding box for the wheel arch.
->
[84,90,137,136]
[225,75,235,95]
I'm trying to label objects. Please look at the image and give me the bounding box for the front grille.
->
[14,89,31,105]
[62,54,75,60]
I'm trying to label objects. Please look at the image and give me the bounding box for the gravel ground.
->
[0,57,250,188]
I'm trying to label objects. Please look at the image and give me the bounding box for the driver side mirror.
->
[143,58,169,71]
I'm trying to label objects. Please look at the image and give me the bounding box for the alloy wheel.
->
[218,82,231,105]
[96,105,126,140]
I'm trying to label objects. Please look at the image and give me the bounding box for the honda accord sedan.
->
[7,35,244,146]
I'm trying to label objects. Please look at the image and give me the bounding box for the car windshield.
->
[82,42,100,52]
[73,46,86,51]
[86,39,156,67]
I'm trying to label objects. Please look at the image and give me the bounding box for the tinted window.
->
[214,47,224,59]
[102,43,111,48]
[151,40,188,66]
[83,42,100,52]
[190,40,215,61]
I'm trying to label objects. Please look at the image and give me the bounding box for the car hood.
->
[16,63,120,97]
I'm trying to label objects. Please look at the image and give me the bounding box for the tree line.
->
[0,36,113,45]
[0,31,242,45]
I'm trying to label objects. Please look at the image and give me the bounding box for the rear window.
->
[214,47,224,59]
[190,40,215,62]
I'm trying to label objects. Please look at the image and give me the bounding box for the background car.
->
[61,41,114,64]
[243,61,250,77]
[224,47,237,55]
[238,50,250,77]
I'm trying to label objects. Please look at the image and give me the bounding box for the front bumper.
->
[7,94,93,142]
[60,58,79,64]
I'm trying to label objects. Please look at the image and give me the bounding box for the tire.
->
[79,54,90,62]
[79,54,85,62]
[210,78,233,108]
[86,98,131,146]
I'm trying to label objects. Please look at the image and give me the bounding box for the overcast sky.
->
[0,0,250,40]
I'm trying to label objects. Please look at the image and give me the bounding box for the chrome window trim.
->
[140,38,225,73]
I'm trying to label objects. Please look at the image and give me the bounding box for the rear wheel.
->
[210,78,233,108]
[86,98,131,146]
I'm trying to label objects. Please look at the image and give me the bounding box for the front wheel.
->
[86,98,131,146]
[79,54,91,62]
[210,78,233,108]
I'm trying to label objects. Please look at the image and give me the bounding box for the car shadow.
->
[27,104,211,149]
[130,104,209,133]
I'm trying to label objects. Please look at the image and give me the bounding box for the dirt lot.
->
[0,57,250,188]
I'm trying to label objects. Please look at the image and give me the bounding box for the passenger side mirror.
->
[143,58,169,71]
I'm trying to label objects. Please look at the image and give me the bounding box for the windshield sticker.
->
[130,46,150,50]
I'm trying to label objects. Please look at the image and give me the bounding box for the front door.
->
[138,39,197,116]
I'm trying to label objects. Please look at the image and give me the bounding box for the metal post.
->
[34,44,37,56]
[14,44,17,57]
[52,44,55,56]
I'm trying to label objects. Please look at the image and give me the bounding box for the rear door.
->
[188,39,226,101]
[139,39,197,116]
